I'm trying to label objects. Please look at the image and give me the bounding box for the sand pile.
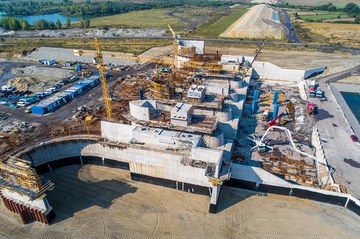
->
[6,77,40,91]
[220,4,284,39]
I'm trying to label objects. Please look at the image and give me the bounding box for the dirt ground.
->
[220,4,284,39]
[0,164,359,238]
[338,76,360,84]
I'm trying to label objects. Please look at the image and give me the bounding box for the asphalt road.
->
[279,9,300,43]
[308,65,360,198]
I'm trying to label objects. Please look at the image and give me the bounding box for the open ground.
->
[0,165,359,238]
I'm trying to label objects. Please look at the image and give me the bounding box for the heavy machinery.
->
[307,103,316,114]
[267,112,284,128]
[247,126,335,187]
[241,43,265,80]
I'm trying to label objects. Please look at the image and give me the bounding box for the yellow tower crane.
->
[74,38,112,121]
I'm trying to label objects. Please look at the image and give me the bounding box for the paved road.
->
[308,65,360,198]
[279,9,300,43]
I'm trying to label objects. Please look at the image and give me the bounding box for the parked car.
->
[24,106,32,113]
[43,90,52,96]
[351,135,358,142]
[9,103,18,108]
[34,92,45,98]
[17,99,31,107]
[1,85,16,92]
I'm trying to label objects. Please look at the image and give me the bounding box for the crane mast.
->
[93,38,112,121]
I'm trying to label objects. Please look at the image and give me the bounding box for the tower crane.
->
[74,38,112,121]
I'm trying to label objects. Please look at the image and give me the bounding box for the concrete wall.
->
[229,163,360,216]
[101,122,136,143]
[19,138,214,188]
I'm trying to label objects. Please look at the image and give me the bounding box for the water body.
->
[341,92,360,124]
[0,11,80,25]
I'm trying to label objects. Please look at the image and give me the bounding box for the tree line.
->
[0,17,90,31]
[0,0,234,18]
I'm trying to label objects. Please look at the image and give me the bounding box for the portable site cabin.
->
[31,76,100,115]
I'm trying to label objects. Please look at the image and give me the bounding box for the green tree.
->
[56,19,61,29]
[19,20,30,30]
[65,17,71,28]
[85,19,90,28]
[355,15,360,24]
[49,21,56,30]
[1,17,11,30]
[9,18,21,31]
[344,3,357,13]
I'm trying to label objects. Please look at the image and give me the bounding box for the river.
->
[0,11,81,25]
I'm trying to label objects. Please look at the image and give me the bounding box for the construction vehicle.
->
[247,126,335,187]
[307,103,316,114]
[267,112,284,128]
[74,38,112,121]
[241,43,265,80]
[309,86,316,98]
[316,90,325,98]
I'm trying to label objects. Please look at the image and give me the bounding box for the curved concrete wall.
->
[18,137,213,188]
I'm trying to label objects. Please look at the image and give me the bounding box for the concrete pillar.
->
[345,197,350,208]
[182,182,184,191]
[102,157,105,166]
[273,90,279,104]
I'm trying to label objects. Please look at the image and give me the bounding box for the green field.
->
[300,12,349,21]
[88,8,187,29]
[192,7,248,38]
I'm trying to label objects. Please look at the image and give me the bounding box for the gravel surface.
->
[5,27,166,38]
[220,4,285,39]
[28,47,137,66]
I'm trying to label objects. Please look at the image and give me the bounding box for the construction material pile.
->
[220,4,284,39]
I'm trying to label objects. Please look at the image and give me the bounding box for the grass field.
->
[297,22,360,47]
[192,7,249,38]
[299,12,349,21]
[285,0,360,6]
[88,8,187,29]
[170,6,219,23]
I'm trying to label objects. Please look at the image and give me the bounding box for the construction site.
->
[0,23,360,236]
